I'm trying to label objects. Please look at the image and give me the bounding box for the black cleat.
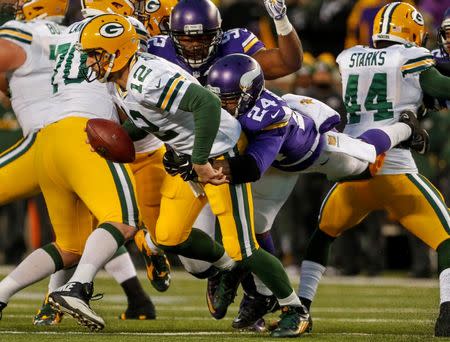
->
[0,302,6,320]
[232,292,279,330]
[210,269,243,320]
[399,110,430,155]
[206,271,221,318]
[48,282,104,331]
[435,301,450,337]
[119,300,156,320]
[270,305,312,338]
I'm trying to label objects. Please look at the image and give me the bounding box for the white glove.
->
[264,0,287,20]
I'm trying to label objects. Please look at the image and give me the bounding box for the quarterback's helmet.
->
[169,0,222,68]
[135,0,177,36]
[79,14,139,82]
[16,0,68,22]
[207,54,264,117]
[81,0,136,18]
[438,7,450,58]
[372,2,426,47]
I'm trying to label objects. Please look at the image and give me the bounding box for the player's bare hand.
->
[212,159,232,182]
[84,129,95,152]
[193,162,229,185]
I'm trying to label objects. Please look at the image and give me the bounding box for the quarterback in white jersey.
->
[297,3,450,337]
[79,14,312,338]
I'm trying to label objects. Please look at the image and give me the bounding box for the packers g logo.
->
[146,0,161,13]
[99,22,125,38]
[411,10,424,26]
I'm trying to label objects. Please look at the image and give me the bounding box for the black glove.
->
[162,149,198,181]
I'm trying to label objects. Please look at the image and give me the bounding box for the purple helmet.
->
[438,7,450,58]
[207,54,265,117]
[169,0,222,68]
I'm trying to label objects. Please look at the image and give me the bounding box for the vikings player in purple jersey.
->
[148,0,302,85]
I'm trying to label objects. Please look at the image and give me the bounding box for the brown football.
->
[86,118,135,163]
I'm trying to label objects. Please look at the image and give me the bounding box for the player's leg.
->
[205,180,310,338]
[38,117,139,330]
[0,131,40,205]
[131,148,171,292]
[383,174,450,336]
[233,168,299,330]
[298,180,374,311]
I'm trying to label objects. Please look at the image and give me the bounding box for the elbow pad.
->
[228,154,261,184]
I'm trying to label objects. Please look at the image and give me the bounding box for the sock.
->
[256,231,276,255]
[104,246,136,284]
[159,228,225,262]
[278,290,302,307]
[0,246,61,303]
[440,268,450,305]
[304,229,335,265]
[242,248,293,299]
[298,260,326,304]
[437,239,450,273]
[144,231,163,254]
[121,277,151,307]
[213,252,235,271]
[48,267,75,292]
[254,275,274,296]
[69,224,124,284]
[359,124,411,154]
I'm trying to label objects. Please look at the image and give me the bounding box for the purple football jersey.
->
[148,28,265,85]
[239,90,322,174]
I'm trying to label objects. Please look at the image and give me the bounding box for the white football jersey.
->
[46,18,117,125]
[337,44,435,174]
[0,19,63,136]
[108,83,163,154]
[120,53,241,157]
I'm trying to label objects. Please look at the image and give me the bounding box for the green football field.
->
[0,268,442,341]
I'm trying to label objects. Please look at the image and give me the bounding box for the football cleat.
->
[206,271,221,318]
[119,300,156,320]
[33,295,64,325]
[435,301,450,336]
[232,292,279,330]
[48,281,105,332]
[398,110,430,155]
[270,304,312,338]
[0,302,6,320]
[210,269,243,320]
[134,229,171,292]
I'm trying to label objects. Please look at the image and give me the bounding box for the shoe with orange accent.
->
[369,152,386,176]
[270,304,311,338]
[134,229,171,292]
[119,300,156,320]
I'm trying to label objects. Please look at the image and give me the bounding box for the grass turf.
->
[0,268,441,341]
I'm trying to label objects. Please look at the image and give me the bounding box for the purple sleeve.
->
[221,28,265,57]
[246,128,286,175]
[147,36,179,63]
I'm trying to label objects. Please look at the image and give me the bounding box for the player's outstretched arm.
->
[252,0,303,79]
[420,66,450,100]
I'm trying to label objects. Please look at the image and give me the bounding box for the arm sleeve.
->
[0,20,33,47]
[178,83,221,164]
[420,67,450,100]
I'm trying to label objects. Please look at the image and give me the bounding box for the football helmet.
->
[207,53,264,117]
[79,14,139,82]
[169,0,222,68]
[81,0,136,18]
[372,2,426,47]
[135,0,177,36]
[16,0,68,22]
[438,7,450,58]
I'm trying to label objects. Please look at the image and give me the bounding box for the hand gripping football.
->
[86,118,135,163]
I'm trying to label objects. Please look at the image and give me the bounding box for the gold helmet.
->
[372,2,426,47]
[16,0,69,22]
[81,0,136,18]
[135,0,177,36]
[79,13,139,82]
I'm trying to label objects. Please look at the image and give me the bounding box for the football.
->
[86,118,135,163]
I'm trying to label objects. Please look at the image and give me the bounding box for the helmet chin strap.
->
[99,54,116,83]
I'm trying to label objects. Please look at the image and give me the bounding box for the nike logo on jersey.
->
[271,110,280,119]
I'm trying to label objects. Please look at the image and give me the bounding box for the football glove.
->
[264,0,287,20]
[162,149,198,181]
